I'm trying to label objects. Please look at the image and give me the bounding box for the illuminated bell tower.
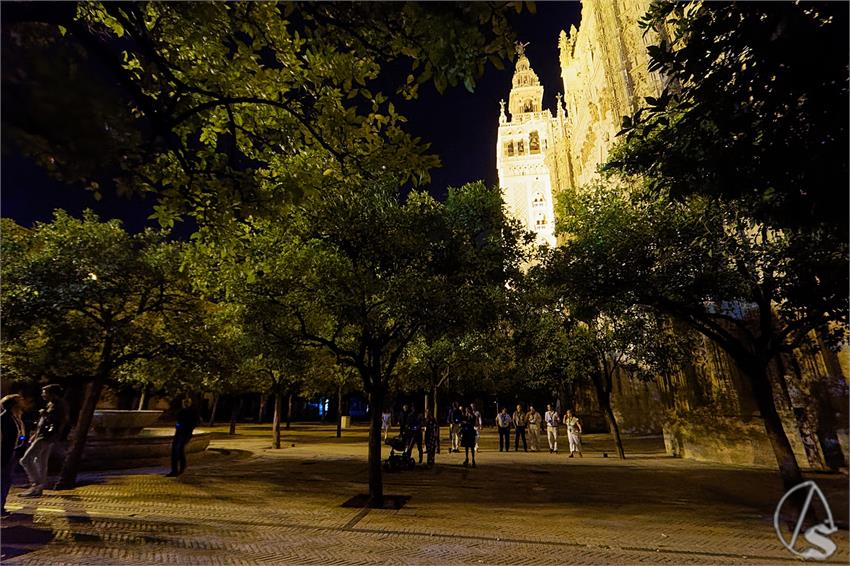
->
[496,42,559,249]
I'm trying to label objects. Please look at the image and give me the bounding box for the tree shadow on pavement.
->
[1,513,57,560]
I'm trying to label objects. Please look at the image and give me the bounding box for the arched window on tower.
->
[517,140,525,155]
[529,131,540,153]
[532,192,545,207]
[505,142,515,157]
[523,100,534,113]
[535,213,548,227]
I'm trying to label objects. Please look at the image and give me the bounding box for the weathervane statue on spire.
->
[515,41,530,58]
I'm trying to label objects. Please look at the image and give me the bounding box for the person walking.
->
[448,402,463,453]
[167,397,200,477]
[1,394,26,515]
[564,409,583,458]
[526,405,541,451]
[544,403,560,454]
[423,408,440,468]
[19,385,67,497]
[470,403,482,453]
[460,408,477,467]
[512,404,528,452]
[496,407,512,452]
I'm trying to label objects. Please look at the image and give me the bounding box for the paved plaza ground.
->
[1,423,847,565]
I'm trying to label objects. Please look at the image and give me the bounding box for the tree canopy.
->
[550,178,846,486]
[3,2,526,234]
[1,210,206,487]
[610,1,848,236]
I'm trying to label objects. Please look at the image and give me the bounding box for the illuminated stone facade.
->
[556,0,666,192]
[495,44,565,248]
[501,0,848,469]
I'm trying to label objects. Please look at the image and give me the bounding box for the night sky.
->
[1,3,581,233]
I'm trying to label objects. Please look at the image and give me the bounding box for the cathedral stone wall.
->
[510,0,850,469]
[556,0,666,191]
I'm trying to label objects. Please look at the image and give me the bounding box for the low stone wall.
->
[662,418,778,468]
[49,430,211,471]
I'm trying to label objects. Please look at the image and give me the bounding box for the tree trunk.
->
[207,393,219,426]
[336,384,343,438]
[137,388,147,411]
[56,336,113,489]
[258,394,267,424]
[592,372,625,459]
[432,385,438,421]
[746,360,803,490]
[229,396,242,435]
[55,375,106,489]
[367,383,385,506]
[285,393,293,430]
[272,392,282,449]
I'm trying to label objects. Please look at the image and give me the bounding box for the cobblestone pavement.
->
[2,424,847,565]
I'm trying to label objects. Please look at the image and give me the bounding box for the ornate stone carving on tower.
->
[496,42,567,249]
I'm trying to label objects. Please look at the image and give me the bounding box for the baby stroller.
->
[383,433,416,472]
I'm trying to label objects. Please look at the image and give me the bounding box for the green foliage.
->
[197,180,529,399]
[4,2,524,235]
[396,331,511,397]
[609,1,848,236]
[511,267,689,396]
[1,210,204,389]
[552,180,847,366]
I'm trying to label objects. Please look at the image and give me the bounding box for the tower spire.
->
[509,40,544,118]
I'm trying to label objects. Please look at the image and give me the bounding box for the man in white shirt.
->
[544,404,559,454]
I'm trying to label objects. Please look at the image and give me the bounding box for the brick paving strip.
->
[2,424,847,565]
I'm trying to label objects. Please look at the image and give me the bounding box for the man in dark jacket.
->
[167,397,200,477]
[19,385,67,497]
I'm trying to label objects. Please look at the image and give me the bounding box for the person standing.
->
[19,385,67,497]
[423,408,440,468]
[448,402,463,453]
[496,407,512,452]
[512,404,528,452]
[408,411,424,464]
[381,409,392,442]
[544,403,560,454]
[526,405,541,451]
[399,404,412,437]
[468,403,482,453]
[460,408,477,467]
[564,409,583,458]
[1,394,26,515]
[167,397,200,477]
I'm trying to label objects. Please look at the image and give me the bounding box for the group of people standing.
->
[496,404,583,457]
[383,400,584,473]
